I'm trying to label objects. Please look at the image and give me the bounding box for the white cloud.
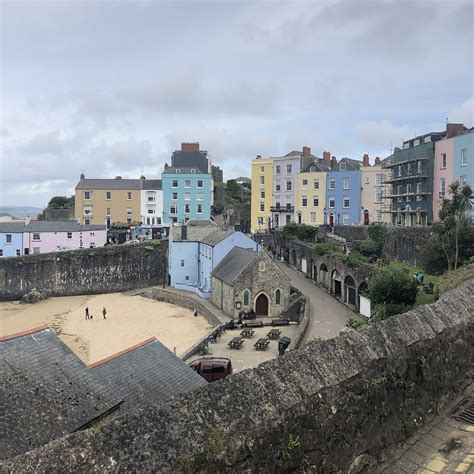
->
[448,98,474,127]
[355,120,413,153]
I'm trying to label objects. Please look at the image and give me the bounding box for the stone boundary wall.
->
[383,227,433,266]
[291,294,310,350]
[5,280,472,472]
[0,243,168,300]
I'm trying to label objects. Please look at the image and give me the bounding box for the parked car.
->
[188,357,232,383]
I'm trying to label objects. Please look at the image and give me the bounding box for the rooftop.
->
[211,246,258,285]
[0,221,106,233]
[76,178,162,190]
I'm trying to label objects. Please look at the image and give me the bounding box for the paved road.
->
[274,259,354,344]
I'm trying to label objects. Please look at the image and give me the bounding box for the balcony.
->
[270,205,294,213]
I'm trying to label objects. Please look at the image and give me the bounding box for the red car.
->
[189,357,233,383]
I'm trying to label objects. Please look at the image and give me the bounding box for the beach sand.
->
[0,293,213,364]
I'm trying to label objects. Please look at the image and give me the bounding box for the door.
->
[255,293,269,316]
[363,209,369,225]
[329,213,334,226]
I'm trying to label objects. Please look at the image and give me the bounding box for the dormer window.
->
[339,162,346,171]
[191,169,197,173]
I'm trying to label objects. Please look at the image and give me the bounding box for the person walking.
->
[102,307,107,320]
[85,307,89,320]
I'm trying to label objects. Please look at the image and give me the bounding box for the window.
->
[311,212,316,223]
[126,218,131,224]
[6,234,12,244]
[286,214,291,224]
[343,177,350,190]
[403,142,410,150]
[147,193,155,202]
[106,208,111,216]
[286,180,292,191]
[275,183,281,191]
[67,232,72,239]
[313,197,319,207]
[243,290,250,306]
[407,163,412,174]
[329,198,335,208]
[329,179,335,190]
[425,135,432,143]
[313,179,319,190]
[172,192,178,200]
[375,210,382,222]
[343,213,349,225]
[260,166,264,173]
[185,180,191,188]
[398,165,402,176]
[0,249,2,256]
[184,193,191,201]
[172,180,178,188]
[176,169,182,173]
[260,191,265,199]
[257,217,263,225]
[302,179,308,188]
[302,196,307,207]
[414,139,420,146]
[190,169,196,173]
[89,242,96,248]
[259,261,266,271]
[127,192,132,200]
[197,180,203,188]
[343,197,350,208]
[417,161,422,173]
[184,204,190,213]
[84,191,91,200]
[375,191,382,203]
[441,154,447,169]
[180,260,185,268]
[407,183,412,194]
[84,218,90,225]
[275,289,281,305]
[170,204,178,215]
[286,164,292,173]
[460,175,467,187]
[376,173,383,185]
[461,148,467,166]
[339,162,346,171]
[126,207,132,215]
[147,208,154,214]
[83,205,93,216]
[16,249,21,256]
[275,165,281,175]
[33,247,40,254]
[106,191,111,200]
[260,176,265,185]
[260,203,264,212]
[33,233,40,241]
[365,177,369,184]
[197,204,203,214]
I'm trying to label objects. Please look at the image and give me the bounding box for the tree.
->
[47,196,74,209]
[359,238,380,257]
[282,223,318,242]
[369,267,418,317]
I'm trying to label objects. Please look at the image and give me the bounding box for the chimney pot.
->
[80,172,85,180]
[363,154,370,167]
[181,142,200,151]
[323,151,331,162]
[256,154,262,160]
[331,156,337,169]
[375,156,381,165]
[115,176,122,180]
[302,146,311,157]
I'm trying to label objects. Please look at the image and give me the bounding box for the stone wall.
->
[5,280,472,472]
[332,224,369,241]
[0,242,167,300]
[383,227,433,265]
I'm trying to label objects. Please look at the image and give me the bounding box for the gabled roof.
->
[211,247,258,285]
[301,160,331,173]
[76,178,143,190]
[0,221,106,233]
[329,157,362,172]
[200,229,235,246]
[283,150,320,160]
[89,337,206,413]
[1,326,121,460]
[186,219,217,227]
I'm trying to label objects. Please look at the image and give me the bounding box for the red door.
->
[329,213,334,226]
[255,293,269,316]
[364,210,369,225]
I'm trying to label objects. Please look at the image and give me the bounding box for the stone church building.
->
[210,248,290,318]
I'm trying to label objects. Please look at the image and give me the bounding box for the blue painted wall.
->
[0,232,23,257]
[169,240,200,286]
[162,173,212,224]
[325,170,361,225]
[453,131,474,218]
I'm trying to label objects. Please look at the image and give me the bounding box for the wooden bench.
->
[243,320,264,328]
[228,337,244,349]
[424,283,434,294]
[267,328,281,340]
[254,338,270,351]
[271,319,290,327]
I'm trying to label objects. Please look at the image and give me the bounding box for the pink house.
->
[433,137,454,221]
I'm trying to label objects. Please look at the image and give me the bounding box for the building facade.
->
[250,156,274,232]
[140,179,163,227]
[360,155,384,224]
[453,129,474,198]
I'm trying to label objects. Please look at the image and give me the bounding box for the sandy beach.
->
[0,293,213,364]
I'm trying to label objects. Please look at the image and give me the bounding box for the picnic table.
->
[271,319,290,327]
[254,337,270,351]
[241,328,255,338]
[228,336,244,349]
[267,328,281,340]
[243,320,264,328]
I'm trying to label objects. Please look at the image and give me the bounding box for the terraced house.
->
[250,155,273,232]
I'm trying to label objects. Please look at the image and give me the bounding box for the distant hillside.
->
[0,206,44,218]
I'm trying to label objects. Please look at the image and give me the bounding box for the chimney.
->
[446,123,465,139]
[140,175,146,180]
[331,156,337,169]
[181,142,200,151]
[256,154,262,160]
[115,176,122,180]
[323,151,331,162]
[25,216,31,226]
[363,154,370,167]
[80,172,85,180]
[375,156,381,166]
[181,225,187,240]
[302,146,311,157]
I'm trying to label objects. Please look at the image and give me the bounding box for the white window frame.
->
[169,204,178,215]
[197,193,203,201]
[339,162,346,171]
[329,179,335,190]
[185,180,191,188]
[105,191,111,200]
[127,192,132,200]
[260,176,264,185]
[67,232,72,239]
[184,204,190,214]
[343,177,350,190]
[343,197,350,208]
[5,234,12,244]
[441,154,447,169]
[197,180,203,188]
[461,148,467,166]
[84,191,91,200]
[126,208,132,216]
[197,204,203,214]
[32,233,41,241]
[329,198,335,208]
[184,193,191,201]
[313,179,319,190]
[172,180,179,188]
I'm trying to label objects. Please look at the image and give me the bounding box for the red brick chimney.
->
[181,142,200,151]
[446,123,465,139]
[363,154,370,167]
[302,146,311,157]
[331,156,337,169]
[375,157,381,165]
[323,151,331,162]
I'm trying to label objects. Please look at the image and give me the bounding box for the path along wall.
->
[0,242,167,300]
[4,280,472,472]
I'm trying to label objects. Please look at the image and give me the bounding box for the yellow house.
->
[360,156,384,224]
[295,161,330,226]
[251,156,274,232]
[75,176,141,226]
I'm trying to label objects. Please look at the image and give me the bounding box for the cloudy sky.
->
[1,0,473,207]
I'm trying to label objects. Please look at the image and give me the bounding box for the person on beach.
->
[103,307,107,320]
[193,309,198,317]
[85,307,89,320]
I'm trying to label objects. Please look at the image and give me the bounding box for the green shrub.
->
[346,318,367,330]
[367,224,388,245]
[313,243,335,255]
[342,251,367,268]
[359,239,380,257]
[282,223,318,242]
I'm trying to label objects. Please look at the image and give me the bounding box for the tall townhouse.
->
[382,130,445,226]
[75,175,141,227]
[250,155,274,232]
[140,178,163,226]
[360,154,384,224]
[326,157,362,225]
[432,124,473,220]
[295,155,331,225]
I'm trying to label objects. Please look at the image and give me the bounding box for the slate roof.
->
[335,157,363,171]
[76,178,162,190]
[211,246,258,285]
[301,160,331,173]
[1,326,121,460]
[283,150,320,160]
[200,229,235,246]
[163,166,210,175]
[186,219,217,227]
[89,337,206,413]
[0,221,106,233]
[141,179,162,190]
[171,150,209,173]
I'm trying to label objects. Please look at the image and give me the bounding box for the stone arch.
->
[254,292,270,316]
[275,288,281,305]
[243,289,250,307]
[319,263,329,288]
[331,269,342,297]
[344,275,356,306]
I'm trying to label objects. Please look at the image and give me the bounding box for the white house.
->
[140,179,164,227]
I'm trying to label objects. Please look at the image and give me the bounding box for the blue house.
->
[325,158,362,225]
[168,225,259,298]
[453,129,474,217]
[0,222,24,257]
[162,167,213,224]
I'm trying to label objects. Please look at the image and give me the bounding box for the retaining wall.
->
[383,227,433,266]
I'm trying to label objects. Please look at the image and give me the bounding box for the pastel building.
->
[453,129,474,202]
[325,158,362,225]
[168,225,259,297]
[360,154,384,224]
[250,155,273,232]
[140,179,163,226]
[0,221,106,257]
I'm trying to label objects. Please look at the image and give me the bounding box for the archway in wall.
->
[319,263,328,288]
[344,275,356,306]
[255,293,269,316]
[331,269,342,297]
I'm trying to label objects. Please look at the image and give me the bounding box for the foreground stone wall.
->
[383,227,433,266]
[0,242,167,300]
[4,280,472,472]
